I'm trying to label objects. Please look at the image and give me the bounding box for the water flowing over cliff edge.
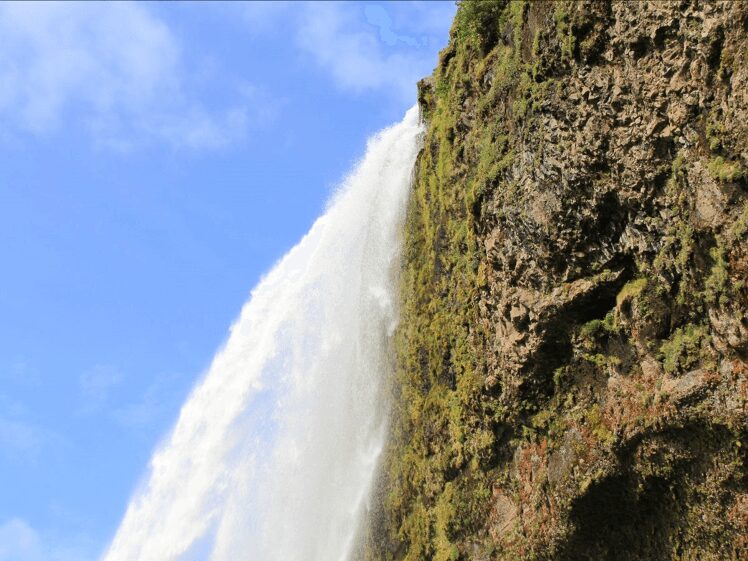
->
[103,107,423,561]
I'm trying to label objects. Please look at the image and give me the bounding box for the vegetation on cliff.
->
[362,1,748,560]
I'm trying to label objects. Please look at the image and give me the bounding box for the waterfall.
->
[102,107,423,561]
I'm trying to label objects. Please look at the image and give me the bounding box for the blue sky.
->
[0,2,456,559]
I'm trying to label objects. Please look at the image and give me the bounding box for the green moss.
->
[672,153,686,178]
[553,1,576,62]
[616,278,647,309]
[434,482,458,561]
[706,111,725,152]
[579,318,604,339]
[704,243,729,305]
[582,352,621,369]
[660,324,710,374]
[586,404,614,446]
[707,156,745,182]
[400,502,432,561]
[653,219,699,307]
[553,365,569,389]
[381,9,503,551]
[579,311,618,341]
[731,202,748,239]
[531,408,554,430]
[453,0,509,48]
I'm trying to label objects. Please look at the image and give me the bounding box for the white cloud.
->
[0,358,40,387]
[0,2,451,145]
[384,2,458,38]
[0,519,36,560]
[111,381,161,430]
[111,371,184,432]
[363,5,424,47]
[75,362,185,434]
[0,1,260,149]
[0,519,95,561]
[241,2,454,103]
[0,387,61,464]
[0,417,46,461]
[297,4,416,100]
[78,364,123,407]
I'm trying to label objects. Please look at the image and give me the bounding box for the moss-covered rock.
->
[361,1,748,560]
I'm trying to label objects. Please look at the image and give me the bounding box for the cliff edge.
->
[364,1,748,560]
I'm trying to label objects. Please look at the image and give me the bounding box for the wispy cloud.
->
[111,400,156,431]
[0,518,95,561]
[77,363,182,433]
[0,385,60,463]
[78,364,123,411]
[297,3,419,101]
[0,519,36,561]
[111,373,177,431]
[0,2,450,146]
[0,2,268,149]
[241,1,455,103]
[364,5,426,48]
[0,358,39,387]
[0,417,45,461]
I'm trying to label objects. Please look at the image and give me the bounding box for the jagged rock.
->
[361,2,748,560]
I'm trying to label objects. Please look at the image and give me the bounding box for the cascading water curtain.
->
[102,107,423,561]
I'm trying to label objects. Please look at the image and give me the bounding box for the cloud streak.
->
[0,2,453,147]
[111,372,183,432]
[0,518,95,561]
[242,1,455,103]
[0,2,259,149]
[79,365,123,405]
[0,417,45,461]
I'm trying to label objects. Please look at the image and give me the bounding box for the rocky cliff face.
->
[362,1,748,560]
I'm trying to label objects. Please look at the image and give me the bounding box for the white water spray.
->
[103,107,423,561]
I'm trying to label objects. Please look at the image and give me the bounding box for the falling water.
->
[102,107,423,561]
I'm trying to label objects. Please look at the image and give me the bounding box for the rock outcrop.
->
[362,1,748,560]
